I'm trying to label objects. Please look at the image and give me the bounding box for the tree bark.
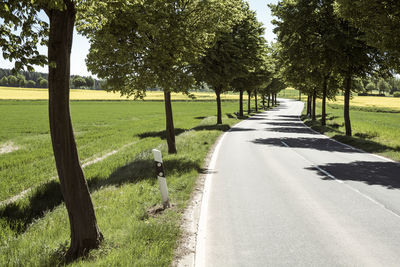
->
[247,90,251,114]
[312,88,317,121]
[344,73,352,136]
[254,90,258,112]
[267,94,270,108]
[298,90,301,101]
[262,94,265,109]
[321,76,328,126]
[164,91,177,154]
[239,89,244,117]
[47,3,103,261]
[307,94,311,117]
[215,87,222,124]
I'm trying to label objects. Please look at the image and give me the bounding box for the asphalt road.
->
[195,98,400,267]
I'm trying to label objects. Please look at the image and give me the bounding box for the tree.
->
[26,80,36,88]
[194,3,265,122]
[271,0,344,126]
[72,76,87,88]
[85,76,94,89]
[335,0,400,72]
[79,0,242,152]
[39,78,48,88]
[0,76,8,86]
[272,0,383,135]
[7,75,18,87]
[377,78,389,95]
[1,0,103,260]
[365,82,376,93]
[17,74,27,87]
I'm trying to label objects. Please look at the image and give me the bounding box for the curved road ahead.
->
[196,99,400,267]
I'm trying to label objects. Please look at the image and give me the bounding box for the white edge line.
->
[194,113,261,267]
[294,101,397,164]
[194,130,226,267]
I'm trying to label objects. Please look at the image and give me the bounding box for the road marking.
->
[281,141,289,147]
[195,115,252,267]
[281,140,400,220]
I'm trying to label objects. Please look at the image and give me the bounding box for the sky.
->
[0,0,279,76]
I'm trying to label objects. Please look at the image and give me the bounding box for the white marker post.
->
[152,149,170,209]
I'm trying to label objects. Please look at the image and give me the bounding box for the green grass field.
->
[0,100,246,266]
[302,103,400,162]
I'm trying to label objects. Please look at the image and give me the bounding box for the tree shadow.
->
[307,161,400,190]
[251,137,363,153]
[137,128,186,139]
[331,134,400,154]
[264,122,305,127]
[0,180,63,234]
[278,115,299,119]
[137,124,232,140]
[229,127,256,132]
[264,127,318,135]
[0,156,203,237]
[225,113,237,119]
[88,158,203,190]
[194,116,206,120]
[192,124,230,132]
[247,117,266,120]
[270,118,300,122]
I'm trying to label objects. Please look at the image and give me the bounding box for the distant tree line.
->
[356,77,400,96]
[0,68,103,90]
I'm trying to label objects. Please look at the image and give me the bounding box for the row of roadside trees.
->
[0,0,284,261]
[270,0,400,136]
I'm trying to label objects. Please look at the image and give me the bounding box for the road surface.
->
[196,99,400,267]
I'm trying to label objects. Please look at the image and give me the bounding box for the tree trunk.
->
[239,90,244,117]
[262,94,265,109]
[164,91,177,154]
[344,73,352,136]
[254,90,258,112]
[216,88,222,124]
[307,94,311,117]
[312,88,317,121]
[267,94,270,108]
[247,90,251,114]
[47,3,103,261]
[321,76,328,126]
[298,90,301,101]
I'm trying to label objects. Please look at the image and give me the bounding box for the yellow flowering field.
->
[0,86,239,101]
[328,95,400,110]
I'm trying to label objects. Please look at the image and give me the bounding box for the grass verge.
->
[301,103,400,162]
[0,100,264,266]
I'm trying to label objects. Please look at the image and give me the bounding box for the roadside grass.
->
[0,101,244,201]
[301,103,400,162]
[0,86,239,101]
[0,99,261,266]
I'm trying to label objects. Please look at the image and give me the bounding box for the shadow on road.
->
[307,161,400,190]
[264,121,305,127]
[251,137,362,153]
[264,127,318,135]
